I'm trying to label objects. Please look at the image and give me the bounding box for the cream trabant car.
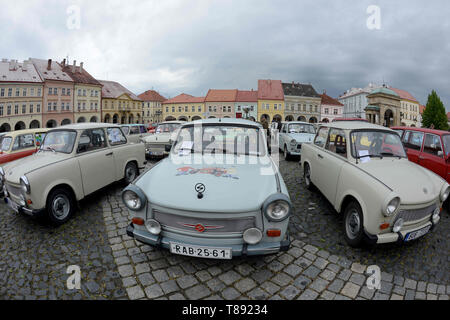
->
[140,121,183,157]
[1,123,146,225]
[301,121,448,247]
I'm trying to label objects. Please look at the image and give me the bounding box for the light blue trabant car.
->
[122,118,292,259]
[279,121,316,160]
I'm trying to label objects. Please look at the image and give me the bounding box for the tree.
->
[422,90,448,130]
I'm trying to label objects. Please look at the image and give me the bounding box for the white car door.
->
[76,128,116,195]
[279,124,287,150]
[311,127,330,195]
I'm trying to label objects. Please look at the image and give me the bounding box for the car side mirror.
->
[437,150,444,157]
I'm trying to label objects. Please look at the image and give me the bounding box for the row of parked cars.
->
[0,118,447,259]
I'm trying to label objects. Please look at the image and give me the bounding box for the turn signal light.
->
[379,223,390,230]
[26,199,32,205]
[267,229,281,237]
[132,217,145,226]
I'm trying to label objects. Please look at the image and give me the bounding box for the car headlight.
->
[20,176,30,194]
[145,219,161,235]
[263,194,292,222]
[440,185,450,202]
[243,228,263,245]
[384,197,400,217]
[122,186,147,211]
[290,139,297,147]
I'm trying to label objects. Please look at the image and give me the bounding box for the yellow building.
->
[62,61,102,123]
[162,93,205,121]
[0,59,44,132]
[391,87,420,127]
[257,80,285,122]
[99,80,143,124]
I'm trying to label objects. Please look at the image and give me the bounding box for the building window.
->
[54,88,58,95]
[22,104,26,114]
[185,106,188,112]
[48,88,52,95]
[7,105,11,115]
[0,104,3,116]
[192,106,195,112]
[83,103,86,110]
[61,102,65,110]
[37,88,41,96]
[14,105,19,114]
[178,107,182,112]
[16,88,20,96]
[53,102,57,111]
[325,108,329,114]
[198,106,201,112]
[209,106,212,112]
[67,88,71,96]
[0,88,4,97]
[30,104,33,113]
[172,107,175,112]
[37,104,40,113]
[8,88,12,97]
[22,89,27,96]
[83,89,86,96]
[166,107,169,112]
[228,106,231,112]
[30,88,34,96]
[334,109,338,115]
[62,88,66,95]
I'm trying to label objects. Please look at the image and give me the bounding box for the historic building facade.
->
[100,80,143,124]
[365,87,401,127]
[205,89,238,119]
[0,59,44,132]
[61,60,102,124]
[282,82,321,123]
[235,90,258,121]
[162,94,205,121]
[31,58,75,127]
[258,80,285,123]
[320,92,343,122]
[390,87,420,127]
[138,90,166,124]
[338,83,381,119]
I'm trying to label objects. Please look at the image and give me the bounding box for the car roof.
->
[183,118,262,128]
[120,124,146,127]
[319,121,396,132]
[2,128,49,137]
[283,121,313,125]
[391,126,450,136]
[158,121,185,125]
[52,122,121,131]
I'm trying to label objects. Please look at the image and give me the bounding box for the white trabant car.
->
[123,118,292,259]
[120,124,150,144]
[1,123,146,225]
[301,121,448,247]
[140,121,183,157]
[279,121,316,160]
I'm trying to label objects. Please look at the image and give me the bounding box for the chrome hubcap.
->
[52,195,70,220]
[126,166,136,182]
[305,167,310,185]
[346,209,361,239]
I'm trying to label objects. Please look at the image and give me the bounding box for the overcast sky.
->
[1,0,449,109]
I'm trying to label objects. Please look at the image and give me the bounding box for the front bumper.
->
[3,196,44,217]
[363,216,438,245]
[127,223,291,257]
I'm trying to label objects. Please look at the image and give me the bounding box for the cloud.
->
[0,0,449,108]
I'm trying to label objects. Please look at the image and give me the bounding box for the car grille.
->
[5,182,22,198]
[153,210,256,234]
[395,203,437,223]
[146,143,165,151]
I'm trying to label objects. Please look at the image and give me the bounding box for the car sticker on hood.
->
[176,167,239,179]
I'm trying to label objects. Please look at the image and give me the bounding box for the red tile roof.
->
[320,92,343,106]
[258,80,284,100]
[205,89,238,102]
[138,90,167,102]
[236,90,258,102]
[163,93,205,104]
[390,87,418,102]
[62,63,101,86]
[420,105,426,114]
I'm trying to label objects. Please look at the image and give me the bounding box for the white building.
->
[338,83,382,119]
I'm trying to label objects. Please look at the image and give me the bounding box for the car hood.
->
[3,152,71,183]
[288,133,315,143]
[357,158,445,204]
[135,155,279,212]
[142,132,176,143]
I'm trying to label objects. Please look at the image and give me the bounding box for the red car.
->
[392,126,450,183]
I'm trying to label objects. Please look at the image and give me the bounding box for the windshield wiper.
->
[42,146,56,153]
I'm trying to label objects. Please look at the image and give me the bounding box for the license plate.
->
[170,242,232,260]
[149,151,164,156]
[6,198,19,213]
[404,225,431,242]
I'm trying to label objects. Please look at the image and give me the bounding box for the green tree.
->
[422,90,448,130]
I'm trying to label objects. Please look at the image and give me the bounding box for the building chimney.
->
[61,58,66,67]
[47,59,52,70]
[80,62,84,73]
[22,60,28,71]
[9,60,14,71]
[72,60,76,73]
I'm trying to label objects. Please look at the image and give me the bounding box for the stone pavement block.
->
[404,289,416,300]
[317,250,330,260]
[248,288,270,300]
[176,275,198,289]
[234,278,257,293]
[280,285,301,300]
[393,275,405,286]
[390,294,403,300]
[122,277,137,288]
[267,260,285,273]
[222,287,241,300]
[260,281,281,295]
[251,269,273,284]
[293,275,312,290]
[118,265,134,278]
[381,272,393,282]
[417,281,426,292]
[152,270,169,283]
[302,265,321,279]
[337,269,352,281]
[295,257,313,268]
[278,254,294,265]
[404,278,417,290]
[320,290,336,300]
[218,270,241,286]
[195,270,212,282]
[271,273,293,287]
[309,278,329,293]
[288,247,304,258]
[380,281,393,295]
[373,292,390,300]
[206,278,226,292]
[326,263,340,274]
[393,285,406,296]
[415,292,426,300]
[160,280,179,295]
[138,273,155,286]
[427,294,438,300]
[359,286,375,299]
[341,282,360,299]
[298,289,319,300]
[126,286,145,300]
[145,284,164,299]
[169,293,186,300]
[437,285,446,295]
[319,269,336,282]
[351,263,366,274]
[284,264,303,278]
[328,279,345,293]
[313,257,328,270]
[303,244,319,254]
[349,273,366,286]
[438,295,449,300]
[185,285,211,300]
[427,283,437,294]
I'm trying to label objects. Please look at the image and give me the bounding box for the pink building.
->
[31,58,74,127]
[320,92,343,123]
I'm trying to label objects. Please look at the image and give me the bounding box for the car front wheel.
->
[46,188,75,226]
[343,201,364,247]
[303,163,314,190]
[284,145,292,161]
[124,162,138,184]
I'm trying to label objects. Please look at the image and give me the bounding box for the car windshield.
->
[288,124,315,134]
[442,135,450,156]
[156,123,180,133]
[351,130,407,159]
[40,130,77,154]
[1,137,12,151]
[172,125,266,156]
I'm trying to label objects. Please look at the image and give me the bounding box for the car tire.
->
[124,162,138,184]
[284,145,292,161]
[303,163,314,190]
[46,188,75,226]
[343,201,364,247]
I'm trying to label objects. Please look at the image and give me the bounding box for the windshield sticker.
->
[358,150,370,163]
[176,167,239,179]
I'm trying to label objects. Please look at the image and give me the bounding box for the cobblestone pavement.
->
[102,159,448,300]
[0,190,127,300]
[0,158,448,300]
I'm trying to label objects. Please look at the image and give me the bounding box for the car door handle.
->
[318,154,324,159]
[106,152,113,156]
